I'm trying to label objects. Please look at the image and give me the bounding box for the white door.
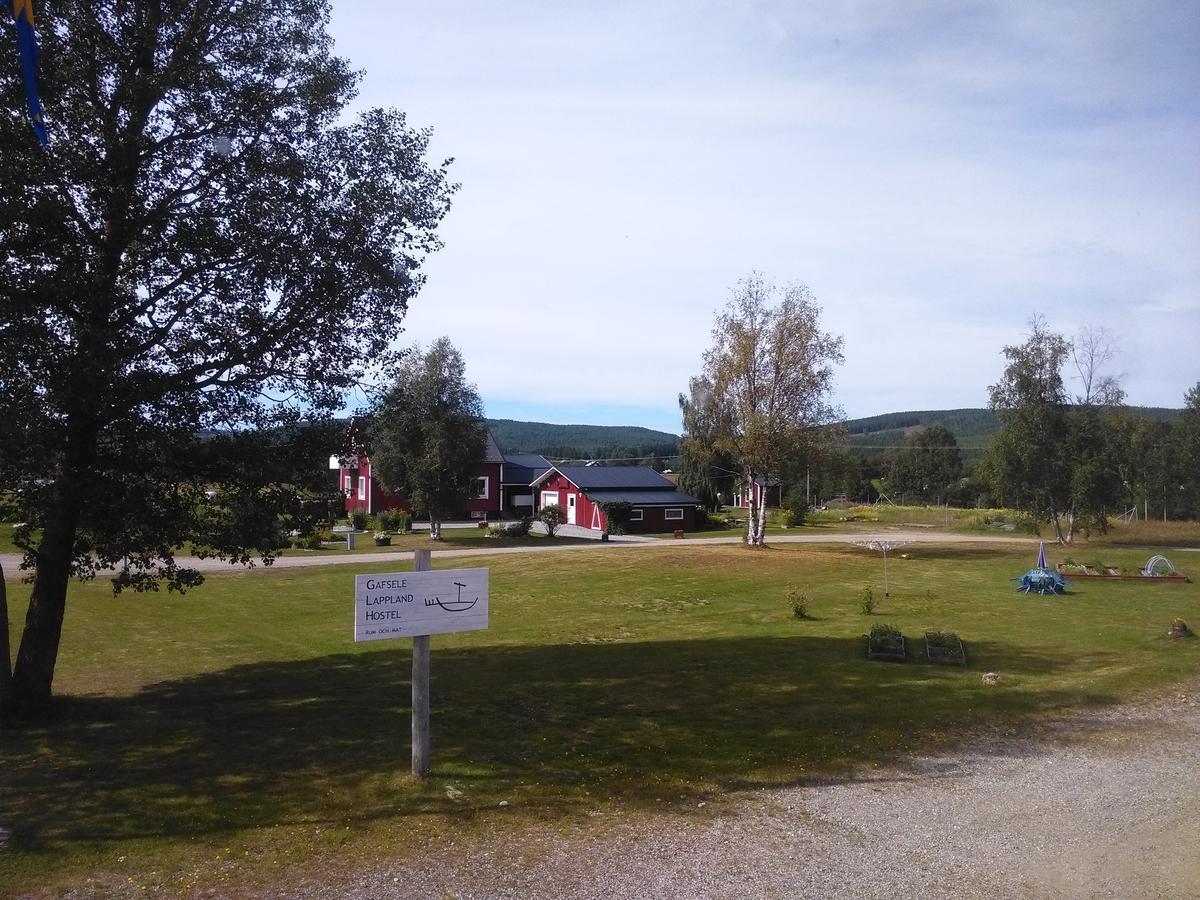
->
[567,493,577,525]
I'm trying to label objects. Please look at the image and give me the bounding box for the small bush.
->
[505,516,533,537]
[373,532,391,546]
[378,510,405,532]
[787,586,811,620]
[783,487,807,527]
[860,585,877,615]
[539,504,563,537]
[349,509,369,531]
[292,532,323,550]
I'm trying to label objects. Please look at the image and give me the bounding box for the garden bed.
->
[924,631,967,665]
[867,624,906,662]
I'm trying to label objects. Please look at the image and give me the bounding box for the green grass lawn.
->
[3,542,1198,895]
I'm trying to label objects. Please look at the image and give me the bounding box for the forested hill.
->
[485,418,680,457]
[844,406,1181,451]
[484,406,1180,459]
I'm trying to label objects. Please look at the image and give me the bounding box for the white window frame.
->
[629,508,644,521]
[357,476,366,501]
[343,475,352,495]
[540,490,559,509]
[474,476,489,499]
[664,508,684,521]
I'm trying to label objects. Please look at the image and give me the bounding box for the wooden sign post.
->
[353,551,489,779]
[411,549,432,777]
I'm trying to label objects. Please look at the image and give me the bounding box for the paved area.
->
[291,684,1200,899]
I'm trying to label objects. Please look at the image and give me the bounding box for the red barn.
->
[532,466,701,533]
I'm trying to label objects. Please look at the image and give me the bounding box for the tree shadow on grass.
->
[2,635,1117,852]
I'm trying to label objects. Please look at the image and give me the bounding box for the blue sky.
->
[329,1,1200,434]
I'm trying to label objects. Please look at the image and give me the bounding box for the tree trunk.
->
[1065,508,1076,544]
[10,499,80,717]
[744,472,756,546]
[9,418,93,719]
[755,489,768,546]
[1052,511,1066,544]
[0,558,12,719]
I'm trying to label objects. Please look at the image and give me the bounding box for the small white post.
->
[412,549,432,778]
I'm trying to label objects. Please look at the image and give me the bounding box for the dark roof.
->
[504,453,551,469]
[484,430,505,464]
[554,465,676,491]
[585,490,702,506]
[501,453,551,485]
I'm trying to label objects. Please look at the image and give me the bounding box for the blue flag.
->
[4,0,48,146]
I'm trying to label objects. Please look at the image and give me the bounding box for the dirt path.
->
[283,684,1200,900]
[0,531,1035,577]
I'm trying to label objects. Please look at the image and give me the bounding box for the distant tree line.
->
[678,313,1200,539]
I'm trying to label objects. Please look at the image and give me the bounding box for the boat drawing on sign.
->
[425,582,479,612]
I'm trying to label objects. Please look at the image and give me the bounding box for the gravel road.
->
[0,531,1036,576]
[286,684,1200,900]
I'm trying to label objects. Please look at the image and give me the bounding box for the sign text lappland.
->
[354,567,489,641]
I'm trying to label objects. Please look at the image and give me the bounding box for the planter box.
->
[867,634,906,662]
[924,632,967,665]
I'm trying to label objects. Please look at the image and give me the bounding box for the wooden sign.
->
[354,567,489,641]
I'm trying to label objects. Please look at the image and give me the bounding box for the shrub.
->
[0,491,20,522]
[378,509,406,532]
[783,487,807,527]
[505,516,533,537]
[292,532,323,550]
[787,586,811,620]
[373,532,391,546]
[601,501,634,536]
[349,508,369,531]
[860,585,877,615]
[538,504,563,537]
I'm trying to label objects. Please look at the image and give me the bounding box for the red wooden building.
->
[532,465,702,533]
[332,427,550,521]
[733,476,783,510]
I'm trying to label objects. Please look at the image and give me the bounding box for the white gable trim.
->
[528,465,583,491]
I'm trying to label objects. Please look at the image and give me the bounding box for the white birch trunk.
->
[755,493,768,546]
[744,472,756,546]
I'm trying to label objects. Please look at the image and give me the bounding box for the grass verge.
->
[2,542,1198,895]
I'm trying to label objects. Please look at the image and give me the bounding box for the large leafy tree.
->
[370,338,487,540]
[694,273,843,546]
[986,316,1129,541]
[0,1,455,718]
[887,423,963,504]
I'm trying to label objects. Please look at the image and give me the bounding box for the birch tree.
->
[696,274,844,546]
[370,339,487,540]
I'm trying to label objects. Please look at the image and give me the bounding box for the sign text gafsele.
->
[354,567,489,641]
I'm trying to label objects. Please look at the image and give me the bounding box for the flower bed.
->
[866,623,906,662]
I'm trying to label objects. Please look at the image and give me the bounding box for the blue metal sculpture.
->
[1013,541,1068,594]
[1014,567,1067,594]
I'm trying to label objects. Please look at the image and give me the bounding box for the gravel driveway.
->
[0,531,1036,576]
[287,684,1199,900]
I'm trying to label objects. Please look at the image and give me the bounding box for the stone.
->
[982,672,1001,685]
